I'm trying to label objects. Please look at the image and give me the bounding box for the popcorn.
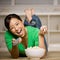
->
[44,29,46,32]
[26,46,41,50]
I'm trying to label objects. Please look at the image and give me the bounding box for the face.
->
[9,18,26,37]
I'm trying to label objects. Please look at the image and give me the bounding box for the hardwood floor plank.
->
[0,51,60,60]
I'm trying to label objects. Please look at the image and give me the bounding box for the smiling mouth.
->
[17,29,22,34]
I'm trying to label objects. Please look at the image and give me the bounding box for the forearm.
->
[9,45,19,58]
[39,35,46,49]
[39,35,47,58]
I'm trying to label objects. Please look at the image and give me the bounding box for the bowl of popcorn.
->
[25,46,45,60]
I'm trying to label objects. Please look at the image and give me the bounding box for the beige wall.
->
[0,0,60,51]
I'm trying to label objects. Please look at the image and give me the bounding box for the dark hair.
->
[4,14,22,30]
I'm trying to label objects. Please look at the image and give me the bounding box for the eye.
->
[16,22,19,26]
[10,27,14,30]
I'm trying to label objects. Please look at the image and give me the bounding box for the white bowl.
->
[25,47,45,58]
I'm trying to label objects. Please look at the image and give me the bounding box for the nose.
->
[15,27,18,31]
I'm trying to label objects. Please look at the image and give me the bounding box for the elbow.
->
[12,55,19,58]
[40,49,47,59]
[9,51,19,58]
[10,53,19,58]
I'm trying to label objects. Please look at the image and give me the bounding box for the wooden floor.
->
[0,51,60,60]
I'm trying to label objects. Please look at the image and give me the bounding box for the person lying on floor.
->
[4,14,47,58]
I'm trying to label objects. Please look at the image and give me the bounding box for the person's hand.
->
[12,37,22,46]
[17,37,22,43]
[40,26,48,35]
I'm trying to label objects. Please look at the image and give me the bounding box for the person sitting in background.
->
[4,14,47,58]
[24,8,48,51]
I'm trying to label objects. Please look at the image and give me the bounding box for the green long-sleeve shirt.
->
[5,26,40,55]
